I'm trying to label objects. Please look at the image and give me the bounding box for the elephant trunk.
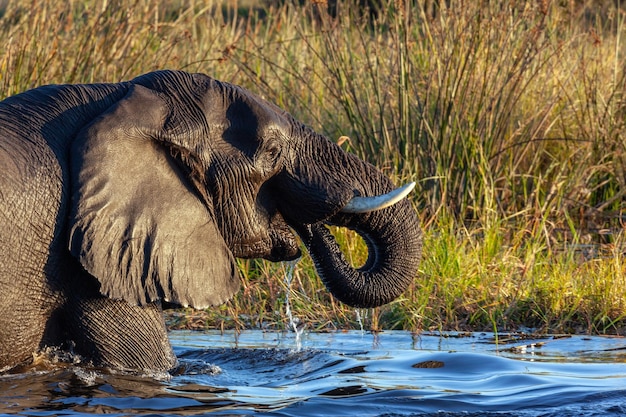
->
[295,197,422,308]
[280,129,422,308]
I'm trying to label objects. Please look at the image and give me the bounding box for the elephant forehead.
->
[200,80,290,129]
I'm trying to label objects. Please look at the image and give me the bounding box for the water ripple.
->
[1,331,626,416]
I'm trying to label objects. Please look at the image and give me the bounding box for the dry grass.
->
[2,0,626,334]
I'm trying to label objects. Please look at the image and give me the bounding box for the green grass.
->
[2,0,625,335]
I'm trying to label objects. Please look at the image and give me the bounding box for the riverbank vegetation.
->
[1,0,625,334]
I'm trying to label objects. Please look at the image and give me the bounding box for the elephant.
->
[0,70,422,372]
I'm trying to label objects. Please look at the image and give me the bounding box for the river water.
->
[1,330,626,416]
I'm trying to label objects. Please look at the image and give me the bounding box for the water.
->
[2,331,626,416]
[283,260,304,349]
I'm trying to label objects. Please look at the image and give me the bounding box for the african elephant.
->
[0,70,422,372]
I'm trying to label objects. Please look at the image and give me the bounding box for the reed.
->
[1,0,625,334]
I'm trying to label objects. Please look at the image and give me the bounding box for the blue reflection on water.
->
[2,331,626,416]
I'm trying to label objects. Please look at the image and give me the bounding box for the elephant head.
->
[69,70,422,311]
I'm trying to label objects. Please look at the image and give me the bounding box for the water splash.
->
[284,259,305,350]
[355,309,365,334]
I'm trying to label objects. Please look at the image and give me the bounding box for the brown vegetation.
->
[2,0,625,334]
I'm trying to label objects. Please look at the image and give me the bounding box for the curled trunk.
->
[295,197,422,308]
[280,129,422,308]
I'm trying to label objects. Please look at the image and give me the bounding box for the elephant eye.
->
[256,129,284,173]
[267,145,280,161]
[255,143,282,177]
[267,147,282,169]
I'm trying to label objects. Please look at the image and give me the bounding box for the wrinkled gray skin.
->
[0,70,421,372]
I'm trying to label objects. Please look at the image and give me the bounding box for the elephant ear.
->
[69,84,239,309]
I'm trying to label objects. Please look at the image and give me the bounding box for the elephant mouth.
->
[231,226,301,262]
[265,227,301,261]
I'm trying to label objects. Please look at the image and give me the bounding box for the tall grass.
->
[1,0,625,334]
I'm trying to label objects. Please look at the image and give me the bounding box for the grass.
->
[1,0,625,335]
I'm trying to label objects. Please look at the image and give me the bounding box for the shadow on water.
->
[1,331,626,416]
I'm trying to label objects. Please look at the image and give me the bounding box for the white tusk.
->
[340,182,416,214]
